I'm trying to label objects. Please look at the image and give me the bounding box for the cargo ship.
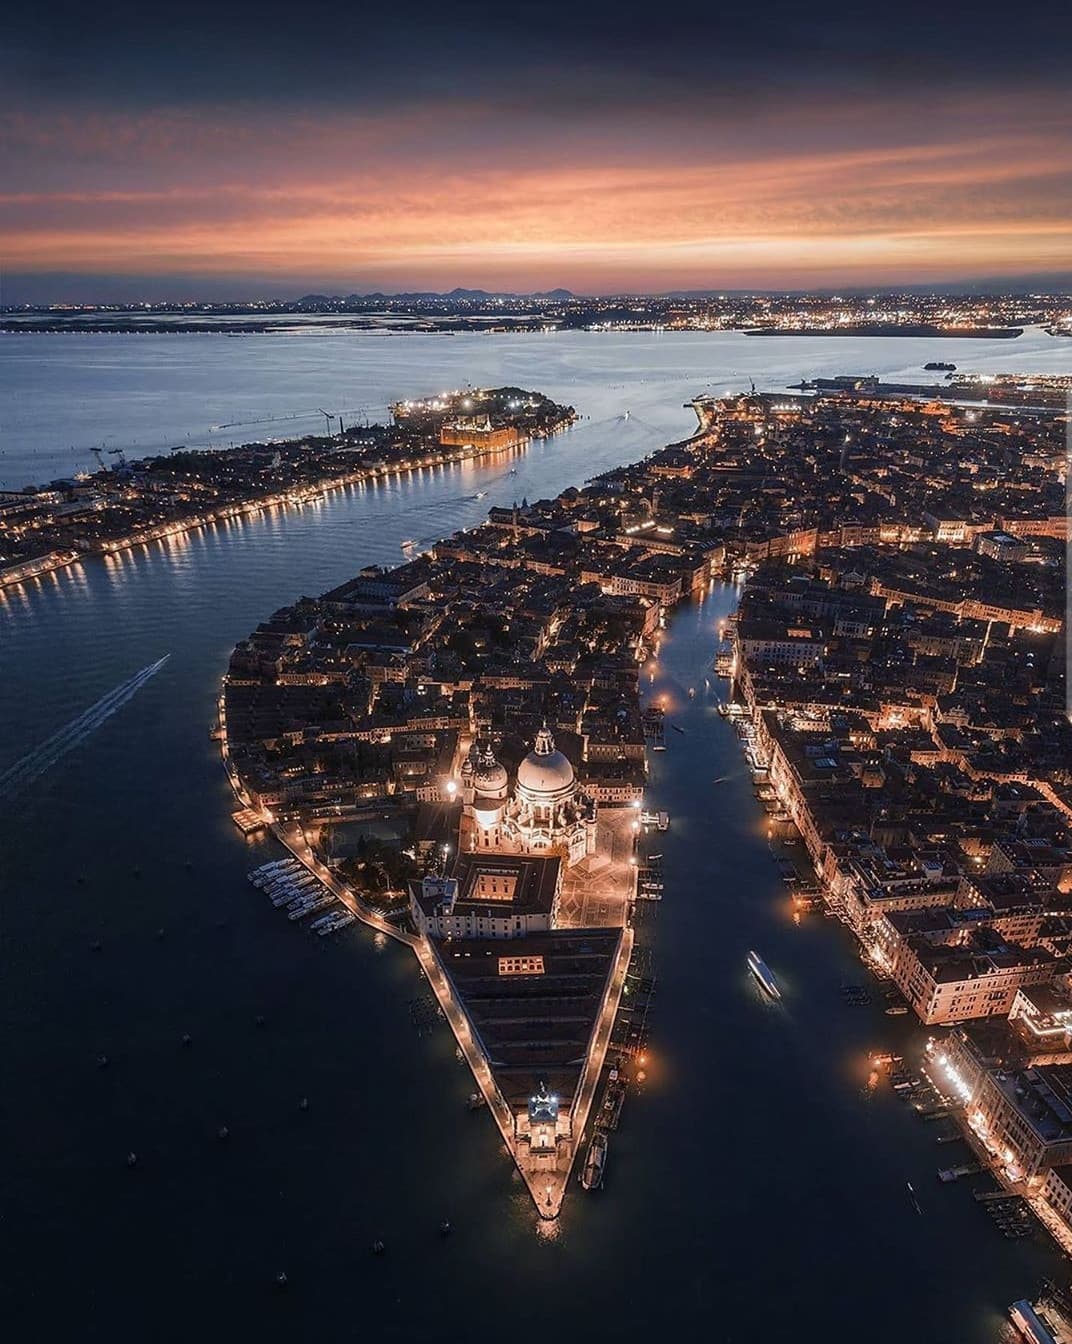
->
[747,950,781,999]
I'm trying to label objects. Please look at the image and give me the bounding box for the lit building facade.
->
[440,417,521,451]
[408,855,561,940]
[460,729,597,867]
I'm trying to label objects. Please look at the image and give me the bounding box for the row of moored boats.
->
[248,859,356,936]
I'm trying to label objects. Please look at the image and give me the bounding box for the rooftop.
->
[435,927,622,1111]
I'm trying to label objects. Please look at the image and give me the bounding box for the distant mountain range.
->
[287,277,1072,304]
[296,288,577,304]
[4,275,1069,310]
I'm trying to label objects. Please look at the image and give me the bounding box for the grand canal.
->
[2,329,1067,1340]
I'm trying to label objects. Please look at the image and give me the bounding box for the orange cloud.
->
[2,92,1070,289]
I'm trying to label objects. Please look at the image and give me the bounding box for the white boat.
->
[316,911,355,936]
[269,873,316,894]
[286,873,320,891]
[265,877,302,896]
[255,867,301,888]
[266,869,301,884]
[269,878,310,896]
[289,895,333,921]
[747,950,781,999]
[286,897,319,916]
[286,891,315,909]
[252,859,292,876]
[250,860,298,886]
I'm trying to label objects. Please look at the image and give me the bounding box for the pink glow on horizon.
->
[2,92,1070,290]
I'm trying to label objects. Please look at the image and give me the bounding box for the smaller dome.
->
[516,727,574,799]
[472,743,508,797]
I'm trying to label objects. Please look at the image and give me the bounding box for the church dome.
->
[472,743,509,798]
[516,726,574,800]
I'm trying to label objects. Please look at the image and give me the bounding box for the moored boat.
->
[581,1132,608,1190]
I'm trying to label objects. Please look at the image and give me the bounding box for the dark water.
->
[1,344,1064,1341]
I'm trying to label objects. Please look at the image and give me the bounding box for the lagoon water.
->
[1,329,1068,1341]
[2,325,1070,491]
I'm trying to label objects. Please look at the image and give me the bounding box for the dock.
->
[232,807,267,835]
[938,1162,982,1182]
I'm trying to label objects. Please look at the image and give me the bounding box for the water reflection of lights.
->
[534,1215,561,1242]
[934,1052,973,1104]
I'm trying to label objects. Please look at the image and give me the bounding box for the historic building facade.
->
[460,727,597,867]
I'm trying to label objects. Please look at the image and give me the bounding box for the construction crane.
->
[339,405,375,427]
[317,408,336,436]
[107,447,129,468]
[90,446,107,473]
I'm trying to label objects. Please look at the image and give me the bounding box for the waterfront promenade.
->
[253,826,630,1219]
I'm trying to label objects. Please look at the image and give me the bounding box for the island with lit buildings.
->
[0,387,575,590]
[220,370,1068,1229]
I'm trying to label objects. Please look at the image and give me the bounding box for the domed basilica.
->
[460,726,597,867]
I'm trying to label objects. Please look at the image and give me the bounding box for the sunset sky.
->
[3,0,1071,300]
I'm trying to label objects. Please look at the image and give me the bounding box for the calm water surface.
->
[3,325,1070,490]
[1,331,1068,1341]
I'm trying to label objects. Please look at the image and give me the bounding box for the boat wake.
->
[0,655,170,800]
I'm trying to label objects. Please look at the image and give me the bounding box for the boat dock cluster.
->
[871,1051,1054,1248]
[248,859,355,936]
[641,705,666,751]
[635,852,664,903]
[975,1188,1039,1241]
[580,947,656,1193]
